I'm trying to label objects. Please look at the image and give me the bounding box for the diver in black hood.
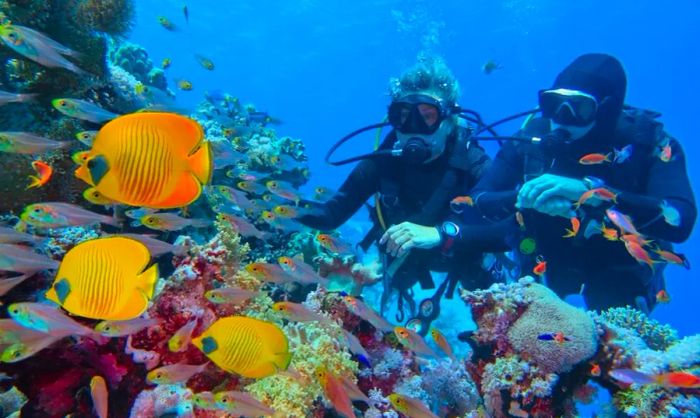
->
[465,53,696,312]
[296,57,496,335]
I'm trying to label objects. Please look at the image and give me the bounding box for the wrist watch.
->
[583,176,604,190]
[439,221,461,254]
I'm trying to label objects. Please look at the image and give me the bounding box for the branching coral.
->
[595,306,679,351]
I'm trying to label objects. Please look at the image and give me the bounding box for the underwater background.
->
[0,0,698,417]
[129,0,698,336]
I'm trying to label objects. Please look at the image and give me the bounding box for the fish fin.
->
[187,140,213,184]
[87,155,110,185]
[153,173,203,209]
[26,175,41,190]
[562,228,576,238]
[274,351,293,372]
[136,264,159,300]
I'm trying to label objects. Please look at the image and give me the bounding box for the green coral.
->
[597,306,678,350]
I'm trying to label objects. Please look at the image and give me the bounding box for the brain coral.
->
[507,284,597,373]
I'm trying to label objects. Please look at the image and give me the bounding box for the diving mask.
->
[388,94,456,164]
[388,94,455,134]
[539,88,598,127]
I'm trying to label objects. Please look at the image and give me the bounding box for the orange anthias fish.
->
[656,289,671,304]
[26,160,52,190]
[430,328,456,361]
[579,152,612,165]
[575,187,618,209]
[316,233,354,255]
[606,208,641,236]
[90,376,108,418]
[277,256,328,285]
[146,362,208,384]
[563,217,580,238]
[272,301,328,323]
[204,286,261,305]
[74,112,213,209]
[622,239,656,271]
[599,223,619,241]
[394,326,438,358]
[168,318,198,352]
[245,262,298,285]
[653,249,690,269]
[620,233,652,247]
[343,296,393,332]
[610,368,700,389]
[316,366,357,418]
[388,393,439,418]
[449,195,474,213]
[214,391,276,416]
[533,256,547,276]
[590,363,601,377]
[659,144,672,162]
[20,202,119,229]
[266,180,300,204]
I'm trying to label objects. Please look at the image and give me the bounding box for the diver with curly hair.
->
[297,57,497,335]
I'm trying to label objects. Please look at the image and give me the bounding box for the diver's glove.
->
[517,174,586,217]
[379,221,441,257]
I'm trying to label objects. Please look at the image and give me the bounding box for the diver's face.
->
[551,121,595,141]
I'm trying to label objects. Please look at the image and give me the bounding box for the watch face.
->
[443,222,458,236]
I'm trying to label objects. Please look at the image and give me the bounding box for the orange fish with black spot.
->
[74,112,212,209]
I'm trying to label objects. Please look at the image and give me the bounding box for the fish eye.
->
[33,208,41,213]
[59,100,66,107]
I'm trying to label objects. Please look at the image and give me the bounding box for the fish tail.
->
[137,264,159,299]
[26,175,41,190]
[562,228,576,238]
[273,351,293,372]
[605,152,613,162]
[188,140,213,184]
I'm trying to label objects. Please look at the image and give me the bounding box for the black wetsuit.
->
[298,127,494,294]
[464,117,696,311]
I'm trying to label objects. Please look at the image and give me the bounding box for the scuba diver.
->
[296,57,497,335]
[465,53,696,312]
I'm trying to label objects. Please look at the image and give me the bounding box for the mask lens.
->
[417,103,439,127]
[388,95,444,134]
[539,90,598,127]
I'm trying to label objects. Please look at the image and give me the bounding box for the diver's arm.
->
[470,142,523,221]
[612,140,696,242]
[296,160,379,231]
[450,214,514,253]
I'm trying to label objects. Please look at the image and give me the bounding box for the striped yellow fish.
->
[74,112,213,209]
[45,236,159,320]
[191,316,291,378]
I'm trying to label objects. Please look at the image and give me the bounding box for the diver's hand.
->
[517,174,587,209]
[530,196,575,218]
[379,222,441,257]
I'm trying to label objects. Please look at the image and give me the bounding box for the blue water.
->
[130,0,699,336]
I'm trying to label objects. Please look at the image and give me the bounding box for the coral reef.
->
[73,0,135,37]
[461,277,700,418]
